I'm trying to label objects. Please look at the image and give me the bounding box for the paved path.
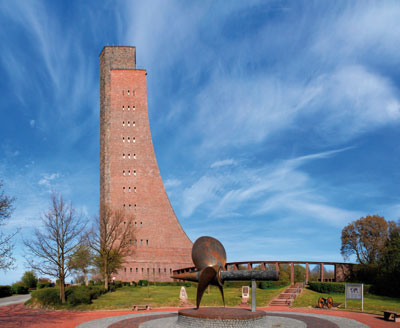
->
[0,304,398,328]
[0,294,31,307]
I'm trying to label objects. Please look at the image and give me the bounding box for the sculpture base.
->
[177,307,267,327]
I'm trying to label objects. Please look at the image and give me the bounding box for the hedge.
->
[31,287,61,306]
[308,282,372,294]
[0,285,13,298]
[258,281,289,289]
[11,282,29,294]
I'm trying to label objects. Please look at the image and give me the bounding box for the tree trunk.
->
[60,277,66,304]
[84,271,88,286]
[104,258,108,290]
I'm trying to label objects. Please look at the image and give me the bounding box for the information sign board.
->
[345,283,363,311]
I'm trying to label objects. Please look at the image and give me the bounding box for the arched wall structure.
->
[173,261,354,286]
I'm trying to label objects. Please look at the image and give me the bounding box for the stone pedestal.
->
[177,308,267,328]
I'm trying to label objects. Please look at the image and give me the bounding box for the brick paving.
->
[0,302,399,328]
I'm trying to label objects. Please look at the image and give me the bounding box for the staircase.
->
[269,283,304,306]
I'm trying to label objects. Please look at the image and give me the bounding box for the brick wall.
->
[100,46,193,282]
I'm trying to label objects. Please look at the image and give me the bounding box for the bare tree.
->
[0,181,17,271]
[68,243,92,286]
[24,192,86,303]
[88,205,135,290]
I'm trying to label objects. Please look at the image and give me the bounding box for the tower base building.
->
[100,46,193,282]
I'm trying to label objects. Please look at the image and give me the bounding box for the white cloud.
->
[164,178,181,188]
[29,119,35,127]
[38,172,60,188]
[210,159,237,168]
[181,176,221,218]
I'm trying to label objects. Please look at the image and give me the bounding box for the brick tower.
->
[100,46,193,282]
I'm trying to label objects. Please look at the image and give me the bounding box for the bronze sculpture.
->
[171,236,279,308]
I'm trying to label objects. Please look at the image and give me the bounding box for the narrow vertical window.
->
[133,137,136,143]
[146,240,148,246]
[133,121,136,126]
[123,170,125,176]
[127,90,130,95]
[127,121,130,126]
[123,137,125,142]
[122,105,125,111]
[134,204,137,209]
[147,268,149,273]
[127,137,130,143]
[140,221,142,226]
[128,187,131,192]
[130,268,132,273]
[123,187,126,192]
[134,187,136,193]
[129,204,132,209]
[128,170,131,176]
[123,153,126,159]
[136,268,138,273]
[128,105,130,111]
[128,153,131,159]
[133,170,136,176]
[124,268,126,272]
[133,106,136,111]
[133,154,136,159]
[122,121,125,126]
[134,222,137,227]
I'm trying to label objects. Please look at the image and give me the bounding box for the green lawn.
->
[74,285,286,310]
[292,288,400,315]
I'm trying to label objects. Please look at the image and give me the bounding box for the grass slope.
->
[292,288,400,315]
[74,285,286,310]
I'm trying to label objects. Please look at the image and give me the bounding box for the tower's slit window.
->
[136,268,138,273]
[128,170,131,176]
[133,121,136,126]
[122,105,125,111]
[146,240,148,246]
[123,137,125,142]
[170,268,172,274]
[141,268,144,273]
[164,268,166,273]
[133,170,136,176]
[128,105,130,111]
[130,268,132,273]
[127,90,130,95]
[133,154,136,159]
[140,221,142,227]
[134,222,137,227]
[123,170,125,176]
[153,268,155,273]
[134,204,137,209]
[127,121,130,126]
[123,153,126,159]
[147,268,149,273]
[128,187,131,192]
[123,187,126,192]
[133,137,136,143]
[128,204,132,209]
[124,221,126,225]
[134,187,137,193]
[135,239,137,245]
[140,239,143,245]
[133,106,136,111]
[158,268,161,273]
[122,121,125,126]
[128,153,131,159]
[123,204,126,208]
[129,239,132,244]
[124,268,126,272]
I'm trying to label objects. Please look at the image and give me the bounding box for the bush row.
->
[0,284,30,297]
[0,285,13,298]
[308,282,372,294]
[31,284,120,307]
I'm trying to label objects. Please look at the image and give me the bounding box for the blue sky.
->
[1,1,400,284]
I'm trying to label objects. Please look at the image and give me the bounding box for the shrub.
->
[66,286,91,306]
[308,282,372,294]
[12,282,29,294]
[258,281,289,289]
[21,271,38,289]
[38,282,53,289]
[0,285,13,298]
[131,281,137,287]
[31,287,61,306]
[113,280,123,288]
[88,286,105,299]
[138,280,148,286]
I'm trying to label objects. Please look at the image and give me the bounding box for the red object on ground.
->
[0,303,398,328]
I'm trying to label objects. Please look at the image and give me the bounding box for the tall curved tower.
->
[100,46,193,282]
